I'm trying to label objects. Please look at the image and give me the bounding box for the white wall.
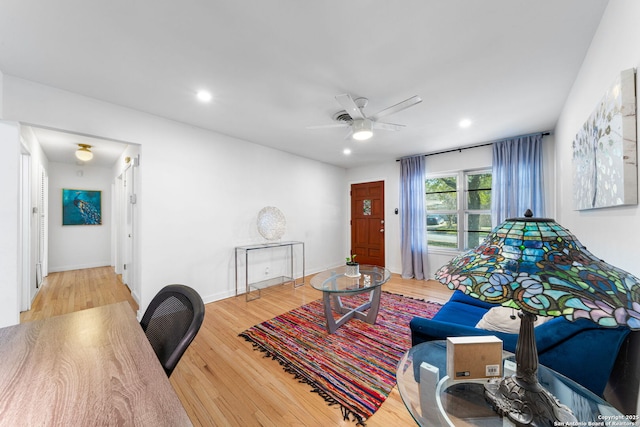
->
[555,1,640,277]
[134,122,346,309]
[2,76,347,318]
[0,121,20,327]
[0,69,3,118]
[47,162,112,272]
[554,0,640,415]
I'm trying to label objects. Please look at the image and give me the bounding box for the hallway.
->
[20,266,138,323]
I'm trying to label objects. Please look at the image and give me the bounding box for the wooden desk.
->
[0,302,192,426]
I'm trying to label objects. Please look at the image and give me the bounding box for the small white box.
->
[419,362,440,394]
[418,362,442,425]
[446,336,503,380]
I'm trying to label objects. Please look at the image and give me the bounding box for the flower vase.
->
[345,262,360,277]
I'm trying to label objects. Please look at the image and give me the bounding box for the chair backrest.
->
[140,284,205,377]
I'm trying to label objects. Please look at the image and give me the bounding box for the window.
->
[425,175,458,249]
[425,170,492,250]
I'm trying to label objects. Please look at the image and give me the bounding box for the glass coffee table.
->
[310,264,390,333]
[396,341,630,427]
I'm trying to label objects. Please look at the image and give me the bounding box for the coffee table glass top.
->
[396,341,627,427]
[310,264,390,294]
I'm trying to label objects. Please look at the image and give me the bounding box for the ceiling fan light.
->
[352,119,373,141]
[75,144,93,161]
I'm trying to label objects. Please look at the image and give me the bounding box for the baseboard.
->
[48,263,111,273]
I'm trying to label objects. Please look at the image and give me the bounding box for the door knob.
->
[380,228,384,232]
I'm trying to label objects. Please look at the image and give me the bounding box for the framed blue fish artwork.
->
[62,189,102,225]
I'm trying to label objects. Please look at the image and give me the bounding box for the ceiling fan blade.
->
[335,94,365,120]
[370,95,422,120]
[306,123,350,130]
[373,122,405,131]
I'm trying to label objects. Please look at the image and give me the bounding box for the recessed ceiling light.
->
[196,90,212,103]
[343,148,352,155]
[459,119,472,128]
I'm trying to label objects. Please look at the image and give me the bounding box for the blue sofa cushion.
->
[433,300,489,327]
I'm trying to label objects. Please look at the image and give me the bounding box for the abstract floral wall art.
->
[62,189,102,225]
[572,68,637,210]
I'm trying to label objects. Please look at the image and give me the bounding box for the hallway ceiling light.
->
[75,144,93,161]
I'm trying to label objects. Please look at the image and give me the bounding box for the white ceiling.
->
[0,0,609,168]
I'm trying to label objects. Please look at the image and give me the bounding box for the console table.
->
[235,241,305,301]
[396,340,630,427]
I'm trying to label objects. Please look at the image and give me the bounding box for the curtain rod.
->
[396,131,551,161]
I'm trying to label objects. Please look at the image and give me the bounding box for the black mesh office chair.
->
[140,284,205,377]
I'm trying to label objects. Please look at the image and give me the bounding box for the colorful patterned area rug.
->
[239,291,441,425]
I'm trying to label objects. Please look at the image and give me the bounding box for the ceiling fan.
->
[307,93,422,140]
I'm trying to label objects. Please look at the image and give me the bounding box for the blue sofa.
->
[409,291,631,396]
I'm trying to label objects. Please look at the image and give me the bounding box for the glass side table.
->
[396,341,631,427]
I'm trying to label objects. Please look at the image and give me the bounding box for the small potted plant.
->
[345,254,360,277]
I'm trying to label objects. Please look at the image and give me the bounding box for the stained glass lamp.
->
[435,210,639,426]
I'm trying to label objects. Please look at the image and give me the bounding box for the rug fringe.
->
[382,290,443,305]
[239,333,368,426]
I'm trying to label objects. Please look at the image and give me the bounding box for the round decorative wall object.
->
[257,206,286,240]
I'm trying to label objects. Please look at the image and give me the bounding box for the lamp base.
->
[484,375,576,427]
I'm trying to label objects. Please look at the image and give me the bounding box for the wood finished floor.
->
[21,266,453,426]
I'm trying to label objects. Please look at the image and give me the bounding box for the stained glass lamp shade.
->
[434,210,639,426]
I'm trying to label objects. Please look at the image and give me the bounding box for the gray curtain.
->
[400,155,428,279]
[491,133,545,226]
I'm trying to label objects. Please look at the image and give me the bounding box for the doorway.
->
[19,151,32,312]
[350,180,385,267]
[118,157,137,296]
[20,125,141,308]
[18,130,49,313]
